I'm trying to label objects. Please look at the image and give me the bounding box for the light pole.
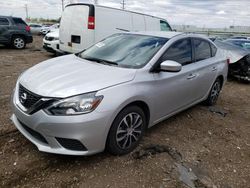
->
[121,0,125,10]
[61,0,64,11]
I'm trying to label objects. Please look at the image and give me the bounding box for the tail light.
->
[25,25,31,32]
[88,16,95,30]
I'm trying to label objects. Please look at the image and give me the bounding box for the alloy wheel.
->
[210,82,221,104]
[116,112,143,150]
[14,38,25,49]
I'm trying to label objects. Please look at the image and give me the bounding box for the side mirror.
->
[160,60,182,72]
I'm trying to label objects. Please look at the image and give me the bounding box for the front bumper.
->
[43,39,63,54]
[11,88,113,156]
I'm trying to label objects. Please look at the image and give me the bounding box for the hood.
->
[19,55,136,98]
[46,29,59,37]
[215,40,250,63]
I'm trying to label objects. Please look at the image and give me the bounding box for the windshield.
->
[79,34,168,68]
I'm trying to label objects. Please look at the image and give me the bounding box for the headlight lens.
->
[45,92,103,116]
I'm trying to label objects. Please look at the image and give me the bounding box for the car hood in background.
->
[45,29,59,38]
[19,55,136,98]
[215,40,250,63]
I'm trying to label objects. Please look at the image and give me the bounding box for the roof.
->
[128,31,183,39]
[66,3,170,22]
[0,15,22,19]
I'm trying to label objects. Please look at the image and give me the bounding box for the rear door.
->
[192,38,219,99]
[60,4,94,53]
[0,18,11,42]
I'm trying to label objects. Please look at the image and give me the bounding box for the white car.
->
[40,24,59,35]
[43,29,63,54]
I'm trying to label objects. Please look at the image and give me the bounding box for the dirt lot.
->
[0,36,249,188]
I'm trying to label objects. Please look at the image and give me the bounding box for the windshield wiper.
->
[83,57,118,66]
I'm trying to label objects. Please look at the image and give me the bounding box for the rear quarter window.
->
[13,18,27,25]
[0,18,10,26]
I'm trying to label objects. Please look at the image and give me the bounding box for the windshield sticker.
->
[95,42,105,48]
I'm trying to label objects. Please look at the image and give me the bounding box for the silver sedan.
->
[11,32,228,156]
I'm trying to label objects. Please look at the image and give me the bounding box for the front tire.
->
[204,78,221,106]
[12,36,26,49]
[106,106,146,155]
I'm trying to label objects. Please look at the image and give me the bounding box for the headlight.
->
[45,92,103,116]
[53,37,59,41]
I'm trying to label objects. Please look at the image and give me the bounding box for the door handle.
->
[212,67,217,71]
[187,74,196,80]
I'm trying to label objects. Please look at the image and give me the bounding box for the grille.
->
[19,85,41,109]
[19,120,48,144]
[56,138,87,151]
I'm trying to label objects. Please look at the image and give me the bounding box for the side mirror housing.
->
[160,60,182,72]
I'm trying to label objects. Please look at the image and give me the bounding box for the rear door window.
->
[162,38,192,65]
[160,20,172,31]
[194,39,211,61]
[13,18,27,25]
[0,18,9,26]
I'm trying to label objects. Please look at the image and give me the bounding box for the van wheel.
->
[204,78,221,106]
[106,106,146,155]
[12,36,26,49]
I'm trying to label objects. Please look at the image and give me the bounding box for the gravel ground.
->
[0,36,249,188]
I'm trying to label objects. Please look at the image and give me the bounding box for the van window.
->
[160,20,171,31]
[13,18,27,25]
[194,39,211,61]
[0,18,9,26]
[162,39,192,65]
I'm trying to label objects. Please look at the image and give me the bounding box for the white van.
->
[59,3,172,53]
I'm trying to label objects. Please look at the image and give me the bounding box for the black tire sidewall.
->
[205,79,221,106]
[106,106,146,155]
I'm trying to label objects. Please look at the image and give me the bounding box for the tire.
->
[12,36,26,49]
[106,106,147,155]
[204,78,221,106]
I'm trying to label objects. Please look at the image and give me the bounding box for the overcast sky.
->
[1,0,250,28]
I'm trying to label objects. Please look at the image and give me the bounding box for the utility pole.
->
[61,0,64,11]
[121,0,125,10]
[25,4,29,20]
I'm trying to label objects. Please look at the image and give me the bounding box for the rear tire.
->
[204,78,221,106]
[106,106,146,155]
[12,36,26,49]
